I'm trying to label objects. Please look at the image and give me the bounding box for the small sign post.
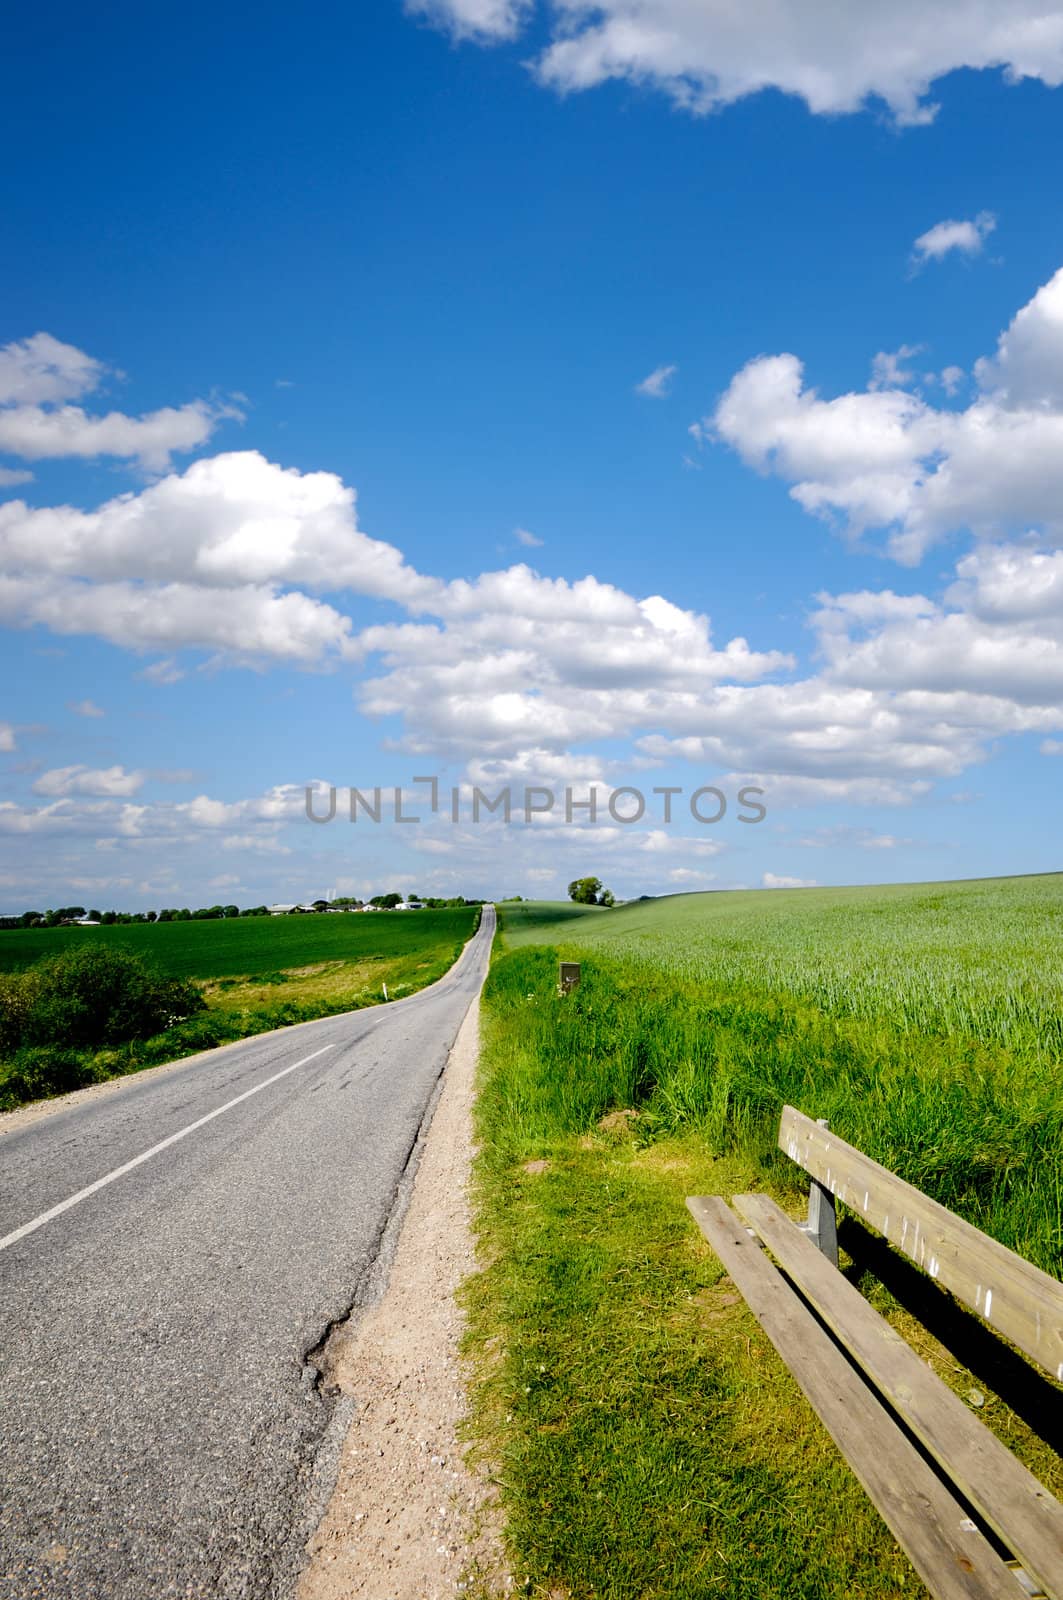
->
[559,961,581,995]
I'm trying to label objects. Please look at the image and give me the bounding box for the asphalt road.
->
[0,906,495,1600]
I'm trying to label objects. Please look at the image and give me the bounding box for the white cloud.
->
[911,210,996,266]
[763,872,817,889]
[0,450,427,597]
[974,265,1063,408]
[6,393,1063,821]
[515,526,543,547]
[220,833,293,855]
[797,825,912,850]
[710,263,1063,564]
[0,333,104,406]
[0,467,34,488]
[33,765,146,798]
[406,0,529,41]
[68,699,105,718]
[138,658,185,685]
[412,2,1063,125]
[0,332,237,471]
[0,401,230,473]
[1041,739,1063,755]
[636,363,677,398]
[0,450,435,665]
[0,723,14,752]
[870,345,923,390]
[208,874,241,889]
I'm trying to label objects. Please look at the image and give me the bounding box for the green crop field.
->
[465,876,1063,1599]
[0,908,477,981]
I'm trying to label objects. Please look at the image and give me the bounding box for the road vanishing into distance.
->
[0,906,495,1600]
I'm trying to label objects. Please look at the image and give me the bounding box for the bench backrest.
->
[779,1105,1063,1383]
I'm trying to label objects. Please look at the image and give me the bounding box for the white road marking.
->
[0,1043,336,1255]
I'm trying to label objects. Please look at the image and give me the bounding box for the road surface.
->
[0,906,495,1600]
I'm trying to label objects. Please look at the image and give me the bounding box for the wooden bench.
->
[687,1105,1063,1600]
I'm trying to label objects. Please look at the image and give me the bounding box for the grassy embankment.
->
[464,877,1063,1599]
[0,908,478,1109]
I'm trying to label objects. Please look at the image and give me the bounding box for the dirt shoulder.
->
[298,998,509,1600]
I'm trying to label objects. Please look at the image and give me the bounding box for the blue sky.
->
[4,0,1063,908]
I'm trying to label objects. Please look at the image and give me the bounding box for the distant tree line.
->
[0,904,270,930]
[1,894,484,930]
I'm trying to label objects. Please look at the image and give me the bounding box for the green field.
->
[501,875,1063,1058]
[464,877,1063,1599]
[0,908,477,980]
[0,907,479,1111]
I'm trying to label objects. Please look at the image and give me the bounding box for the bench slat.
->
[734,1192,1063,1600]
[778,1106,1063,1383]
[687,1195,1029,1600]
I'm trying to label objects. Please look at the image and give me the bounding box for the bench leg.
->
[798,1117,839,1267]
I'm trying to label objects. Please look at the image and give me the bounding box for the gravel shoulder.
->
[297,997,509,1600]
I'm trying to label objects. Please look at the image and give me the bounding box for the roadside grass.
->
[463,885,1063,1598]
[0,908,478,1111]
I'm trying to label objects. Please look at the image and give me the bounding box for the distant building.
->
[267,903,298,916]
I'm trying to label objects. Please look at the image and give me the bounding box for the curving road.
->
[0,906,495,1600]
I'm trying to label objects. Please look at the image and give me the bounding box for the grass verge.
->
[462,928,1063,1598]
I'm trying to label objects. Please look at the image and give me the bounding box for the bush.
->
[0,1046,104,1108]
[2,944,205,1053]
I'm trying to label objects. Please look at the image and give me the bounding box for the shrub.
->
[2,944,205,1053]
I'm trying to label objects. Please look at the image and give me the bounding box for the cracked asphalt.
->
[0,906,494,1600]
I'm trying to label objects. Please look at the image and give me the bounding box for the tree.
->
[568,877,603,905]
[599,889,616,907]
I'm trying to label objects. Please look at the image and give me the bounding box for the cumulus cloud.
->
[138,658,184,685]
[911,210,996,267]
[797,825,912,850]
[406,0,529,42]
[411,1,1063,125]
[0,723,14,752]
[0,467,34,488]
[870,345,923,390]
[0,333,104,406]
[356,568,792,757]
[7,406,1063,818]
[636,363,677,398]
[33,765,146,797]
[763,872,817,888]
[710,263,1063,564]
[0,332,236,471]
[0,450,433,664]
[68,699,105,718]
[515,527,543,547]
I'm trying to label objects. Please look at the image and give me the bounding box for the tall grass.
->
[502,876,1063,1064]
[481,940,1063,1273]
[464,880,1063,1597]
